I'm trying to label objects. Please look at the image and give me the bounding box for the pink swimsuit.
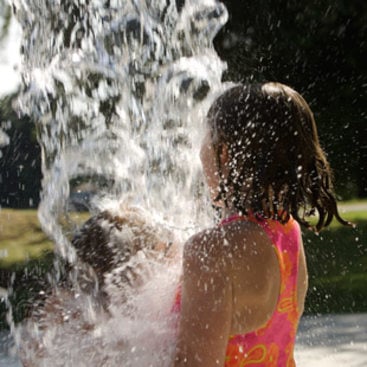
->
[174,214,302,367]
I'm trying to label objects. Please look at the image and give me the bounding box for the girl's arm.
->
[173,230,232,367]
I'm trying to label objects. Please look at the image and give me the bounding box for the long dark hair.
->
[207,82,350,231]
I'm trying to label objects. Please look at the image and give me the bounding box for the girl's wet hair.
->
[72,209,172,285]
[69,208,174,309]
[207,82,350,231]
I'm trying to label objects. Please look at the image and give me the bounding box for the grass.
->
[303,209,367,314]
[0,202,366,326]
[0,209,54,267]
[0,208,89,268]
[1,201,364,266]
[0,208,88,329]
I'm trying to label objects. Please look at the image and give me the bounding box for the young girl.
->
[173,82,350,367]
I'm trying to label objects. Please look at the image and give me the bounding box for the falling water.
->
[7,0,229,366]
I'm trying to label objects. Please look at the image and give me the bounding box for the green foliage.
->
[304,218,367,314]
[216,0,367,198]
[0,95,42,208]
[0,209,79,330]
[1,0,366,208]
[0,0,12,43]
[0,252,57,330]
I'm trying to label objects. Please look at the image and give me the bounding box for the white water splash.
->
[9,0,229,365]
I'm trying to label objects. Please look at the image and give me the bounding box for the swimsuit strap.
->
[219,213,248,226]
[219,212,262,227]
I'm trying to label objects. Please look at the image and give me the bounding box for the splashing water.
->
[9,0,229,365]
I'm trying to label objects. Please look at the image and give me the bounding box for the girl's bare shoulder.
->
[183,220,273,269]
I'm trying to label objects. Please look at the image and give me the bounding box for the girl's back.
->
[178,214,307,367]
[222,215,307,366]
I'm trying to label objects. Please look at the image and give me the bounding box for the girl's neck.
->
[221,207,241,220]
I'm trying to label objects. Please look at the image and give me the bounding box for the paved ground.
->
[1,313,366,367]
[339,201,367,213]
[296,313,367,367]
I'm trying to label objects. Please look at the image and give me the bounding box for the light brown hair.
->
[207,82,350,231]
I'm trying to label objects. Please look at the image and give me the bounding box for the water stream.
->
[6,0,229,365]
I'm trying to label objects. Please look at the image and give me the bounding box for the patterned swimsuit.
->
[174,214,302,367]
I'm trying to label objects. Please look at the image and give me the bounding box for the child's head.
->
[71,207,174,292]
[203,82,348,230]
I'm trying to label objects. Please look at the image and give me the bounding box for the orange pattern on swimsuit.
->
[172,214,301,367]
[223,214,301,367]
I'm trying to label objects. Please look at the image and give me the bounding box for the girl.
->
[173,82,350,367]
